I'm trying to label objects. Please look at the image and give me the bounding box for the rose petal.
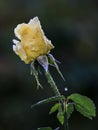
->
[13,45,18,55]
[13,39,20,45]
[14,24,23,40]
[28,16,39,26]
[13,16,54,64]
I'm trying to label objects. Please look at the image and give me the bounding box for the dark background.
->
[0,0,98,130]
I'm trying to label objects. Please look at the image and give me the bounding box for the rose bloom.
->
[13,17,54,64]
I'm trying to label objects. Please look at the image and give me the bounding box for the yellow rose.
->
[13,17,54,64]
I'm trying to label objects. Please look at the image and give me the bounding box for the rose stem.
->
[45,71,61,96]
[45,71,69,130]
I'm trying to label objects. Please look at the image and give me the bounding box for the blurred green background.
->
[0,0,98,130]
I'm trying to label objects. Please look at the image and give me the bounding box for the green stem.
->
[65,100,69,130]
[67,120,69,130]
[45,71,61,96]
[45,71,69,130]
[60,101,69,130]
[65,114,69,130]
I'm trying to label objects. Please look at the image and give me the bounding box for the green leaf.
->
[57,111,64,125]
[68,93,96,119]
[54,127,60,130]
[31,95,64,108]
[56,103,65,125]
[75,103,93,119]
[67,103,74,119]
[37,127,53,130]
[49,103,60,114]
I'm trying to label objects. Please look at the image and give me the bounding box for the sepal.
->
[30,61,42,89]
[37,55,49,72]
[48,54,65,81]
